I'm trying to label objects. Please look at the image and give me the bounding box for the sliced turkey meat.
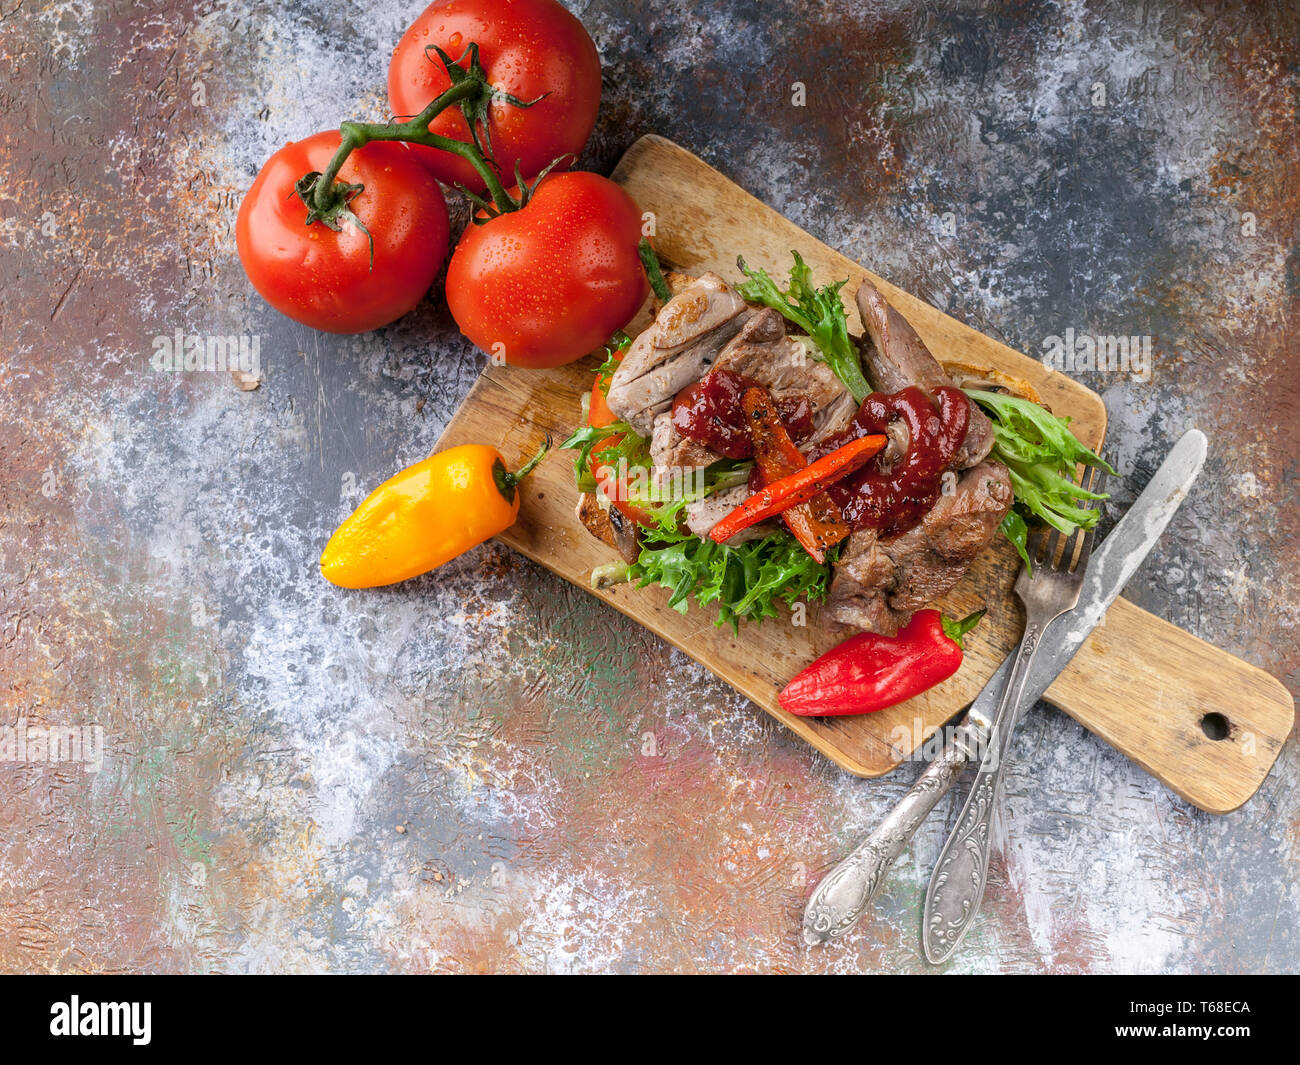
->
[684,485,779,546]
[712,309,848,410]
[854,278,994,469]
[806,390,858,447]
[826,461,1012,634]
[650,411,722,488]
[605,273,752,437]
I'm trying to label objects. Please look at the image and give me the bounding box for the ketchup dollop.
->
[672,368,813,459]
[818,385,969,537]
[676,371,969,538]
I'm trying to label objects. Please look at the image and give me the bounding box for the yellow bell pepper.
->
[320,439,549,589]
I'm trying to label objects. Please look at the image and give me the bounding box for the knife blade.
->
[802,428,1208,946]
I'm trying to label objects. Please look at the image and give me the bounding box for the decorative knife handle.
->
[923,620,1043,964]
[802,727,981,946]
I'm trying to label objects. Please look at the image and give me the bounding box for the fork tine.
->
[1061,524,1087,572]
[1029,525,1048,568]
[1037,525,1063,569]
[1071,466,1108,571]
[1089,465,1108,501]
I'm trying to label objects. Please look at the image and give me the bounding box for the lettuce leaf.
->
[966,389,1116,569]
[557,420,650,494]
[736,252,871,402]
[629,523,836,633]
[593,331,631,396]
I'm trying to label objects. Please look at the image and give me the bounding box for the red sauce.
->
[672,368,813,459]
[817,385,970,537]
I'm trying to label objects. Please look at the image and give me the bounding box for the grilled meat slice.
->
[659,270,702,303]
[824,528,901,634]
[854,278,994,469]
[827,461,1012,634]
[650,410,722,485]
[606,273,752,436]
[575,492,641,565]
[712,309,849,410]
[887,461,1013,609]
[646,306,854,486]
[854,278,950,394]
[684,484,779,545]
[807,390,858,446]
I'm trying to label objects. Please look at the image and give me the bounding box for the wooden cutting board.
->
[436,135,1294,815]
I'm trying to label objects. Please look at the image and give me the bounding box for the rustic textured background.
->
[1,0,1296,973]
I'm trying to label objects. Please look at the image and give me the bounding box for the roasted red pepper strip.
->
[739,387,850,562]
[742,387,807,473]
[583,346,660,529]
[778,609,986,717]
[710,433,886,544]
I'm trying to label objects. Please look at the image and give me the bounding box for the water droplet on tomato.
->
[449,32,462,48]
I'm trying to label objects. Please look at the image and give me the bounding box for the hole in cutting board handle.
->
[1200,712,1231,741]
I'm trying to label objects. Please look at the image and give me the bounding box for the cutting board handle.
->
[1044,596,1293,813]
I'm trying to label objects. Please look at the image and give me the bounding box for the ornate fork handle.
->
[922,618,1045,964]
[802,725,982,946]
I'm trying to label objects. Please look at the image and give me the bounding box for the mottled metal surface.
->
[0,0,1296,973]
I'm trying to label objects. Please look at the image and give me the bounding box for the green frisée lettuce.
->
[626,459,755,535]
[558,406,830,629]
[965,389,1116,570]
[558,420,650,494]
[736,252,871,403]
[629,524,836,633]
[593,330,631,394]
[997,509,1033,572]
[557,420,750,528]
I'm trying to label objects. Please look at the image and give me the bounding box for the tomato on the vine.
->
[236,131,450,334]
[445,171,648,368]
[388,0,601,193]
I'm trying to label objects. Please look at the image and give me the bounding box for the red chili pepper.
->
[709,432,886,544]
[778,608,986,717]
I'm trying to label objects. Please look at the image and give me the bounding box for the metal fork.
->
[921,467,1105,964]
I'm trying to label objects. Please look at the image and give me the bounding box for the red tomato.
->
[587,349,623,428]
[236,131,450,334]
[583,345,654,525]
[445,171,648,368]
[388,0,601,193]
[592,455,657,529]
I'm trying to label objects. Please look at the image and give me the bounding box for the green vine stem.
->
[638,238,671,301]
[331,91,511,211]
[294,44,552,257]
